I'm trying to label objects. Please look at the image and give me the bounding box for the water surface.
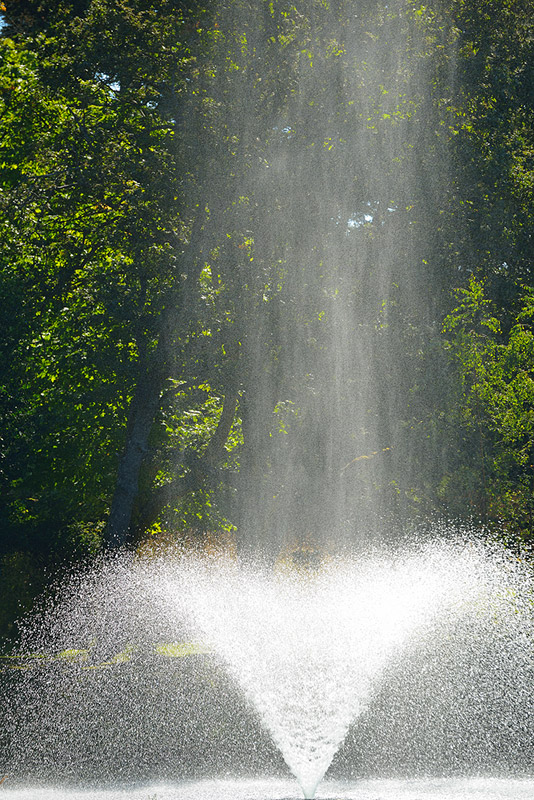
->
[4,778,534,800]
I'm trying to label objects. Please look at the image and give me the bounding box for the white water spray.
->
[154,539,530,798]
[4,536,534,799]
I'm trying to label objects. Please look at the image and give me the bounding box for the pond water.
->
[3,778,534,800]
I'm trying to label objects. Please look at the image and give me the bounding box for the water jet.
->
[2,537,534,799]
[1,1,533,799]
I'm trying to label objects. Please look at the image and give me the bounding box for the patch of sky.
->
[272,125,295,140]
[347,201,397,230]
[347,213,373,229]
[347,200,376,229]
[95,72,121,92]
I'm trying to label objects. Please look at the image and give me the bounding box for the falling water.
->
[2,2,534,798]
[3,536,534,798]
[163,541,525,798]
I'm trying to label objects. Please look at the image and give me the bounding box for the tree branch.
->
[133,386,240,539]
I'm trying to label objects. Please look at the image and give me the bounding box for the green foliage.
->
[0,551,42,642]
[443,279,534,540]
[0,0,533,641]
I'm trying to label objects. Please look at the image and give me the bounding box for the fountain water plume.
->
[3,535,534,799]
[154,538,529,798]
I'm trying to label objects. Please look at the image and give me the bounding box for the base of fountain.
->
[3,777,534,799]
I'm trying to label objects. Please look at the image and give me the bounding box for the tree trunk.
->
[103,360,165,549]
[102,210,208,549]
[132,387,240,539]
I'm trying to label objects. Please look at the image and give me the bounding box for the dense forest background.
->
[0,0,533,644]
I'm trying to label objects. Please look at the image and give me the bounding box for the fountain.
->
[1,1,533,798]
[2,535,534,799]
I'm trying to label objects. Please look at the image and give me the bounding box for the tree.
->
[1,0,533,595]
[443,278,534,541]
[0,0,313,560]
